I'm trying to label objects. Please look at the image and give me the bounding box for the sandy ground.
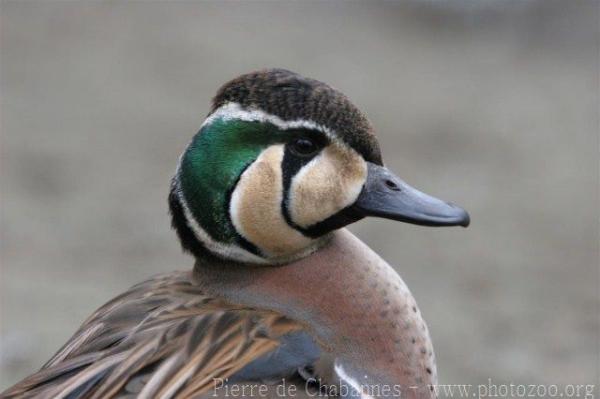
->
[1,0,598,393]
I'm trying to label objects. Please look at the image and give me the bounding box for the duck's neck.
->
[192,229,437,398]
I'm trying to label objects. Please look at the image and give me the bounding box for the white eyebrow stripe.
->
[203,102,342,144]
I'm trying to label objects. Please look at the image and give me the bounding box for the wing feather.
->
[1,271,304,399]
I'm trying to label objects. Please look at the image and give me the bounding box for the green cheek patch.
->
[179,118,291,244]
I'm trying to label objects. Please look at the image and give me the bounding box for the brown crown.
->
[211,69,382,165]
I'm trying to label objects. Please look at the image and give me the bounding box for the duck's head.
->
[169,69,469,264]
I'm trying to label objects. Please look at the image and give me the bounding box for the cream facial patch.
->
[288,144,367,228]
[229,145,315,258]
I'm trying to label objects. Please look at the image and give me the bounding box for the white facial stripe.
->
[172,175,269,264]
[289,144,367,228]
[204,102,343,146]
[229,145,315,258]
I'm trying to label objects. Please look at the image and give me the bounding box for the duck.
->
[2,69,469,399]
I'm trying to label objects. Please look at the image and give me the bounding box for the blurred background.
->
[1,0,598,392]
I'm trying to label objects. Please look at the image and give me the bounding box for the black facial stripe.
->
[280,133,365,238]
[280,143,323,235]
[225,162,264,257]
[302,205,364,238]
[281,130,364,238]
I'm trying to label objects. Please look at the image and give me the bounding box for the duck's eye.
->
[290,137,319,157]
